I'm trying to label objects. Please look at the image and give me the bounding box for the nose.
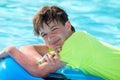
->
[47,32,54,42]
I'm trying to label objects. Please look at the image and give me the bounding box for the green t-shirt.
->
[59,31,120,80]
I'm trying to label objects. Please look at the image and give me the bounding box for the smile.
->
[51,39,60,47]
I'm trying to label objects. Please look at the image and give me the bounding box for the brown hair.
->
[33,6,75,36]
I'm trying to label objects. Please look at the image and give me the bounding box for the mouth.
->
[51,39,61,48]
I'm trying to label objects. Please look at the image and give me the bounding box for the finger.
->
[54,52,60,60]
[47,52,55,58]
[38,55,47,64]
[0,52,9,59]
[42,56,47,62]
[48,52,59,60]
[46,54,55,64]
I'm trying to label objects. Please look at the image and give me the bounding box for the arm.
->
[19,44,66,77]
[0,45,66,77]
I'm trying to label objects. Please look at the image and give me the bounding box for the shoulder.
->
[69,30,88,39]
[74,30,87,35]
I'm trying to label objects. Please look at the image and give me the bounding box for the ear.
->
[65,21,71,31]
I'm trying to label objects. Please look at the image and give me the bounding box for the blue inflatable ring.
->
[0,57,102,80]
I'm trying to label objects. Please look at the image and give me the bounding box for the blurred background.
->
[0,0,120,50]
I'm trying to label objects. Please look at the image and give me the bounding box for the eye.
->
[51,28,58,31]
[41,33,47,37]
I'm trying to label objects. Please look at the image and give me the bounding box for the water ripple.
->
[0,0,120,50]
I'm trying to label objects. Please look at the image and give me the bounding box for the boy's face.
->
[40,21,71,52]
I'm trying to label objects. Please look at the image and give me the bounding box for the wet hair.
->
[33,6,75,36]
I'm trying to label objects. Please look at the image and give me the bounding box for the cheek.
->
[59,34,67,42]
[53,30,61,34]
[43,39,49,45]
[45,42,50,47]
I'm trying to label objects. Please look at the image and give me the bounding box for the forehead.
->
[40,21,62,31]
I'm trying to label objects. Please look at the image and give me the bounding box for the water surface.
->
[0,0,120,50]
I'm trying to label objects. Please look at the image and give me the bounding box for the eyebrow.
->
[50,24,57,29]
[39,24,57,34]
[50,26,55,29]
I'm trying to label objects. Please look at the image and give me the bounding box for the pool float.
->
[0,57,102,80]
[0,57,43,80]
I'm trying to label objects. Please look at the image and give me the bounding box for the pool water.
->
[0,0,120,50]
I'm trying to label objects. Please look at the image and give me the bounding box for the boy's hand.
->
[38,52,60,64]
[0,46,15,61]
[0,49,9,61]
